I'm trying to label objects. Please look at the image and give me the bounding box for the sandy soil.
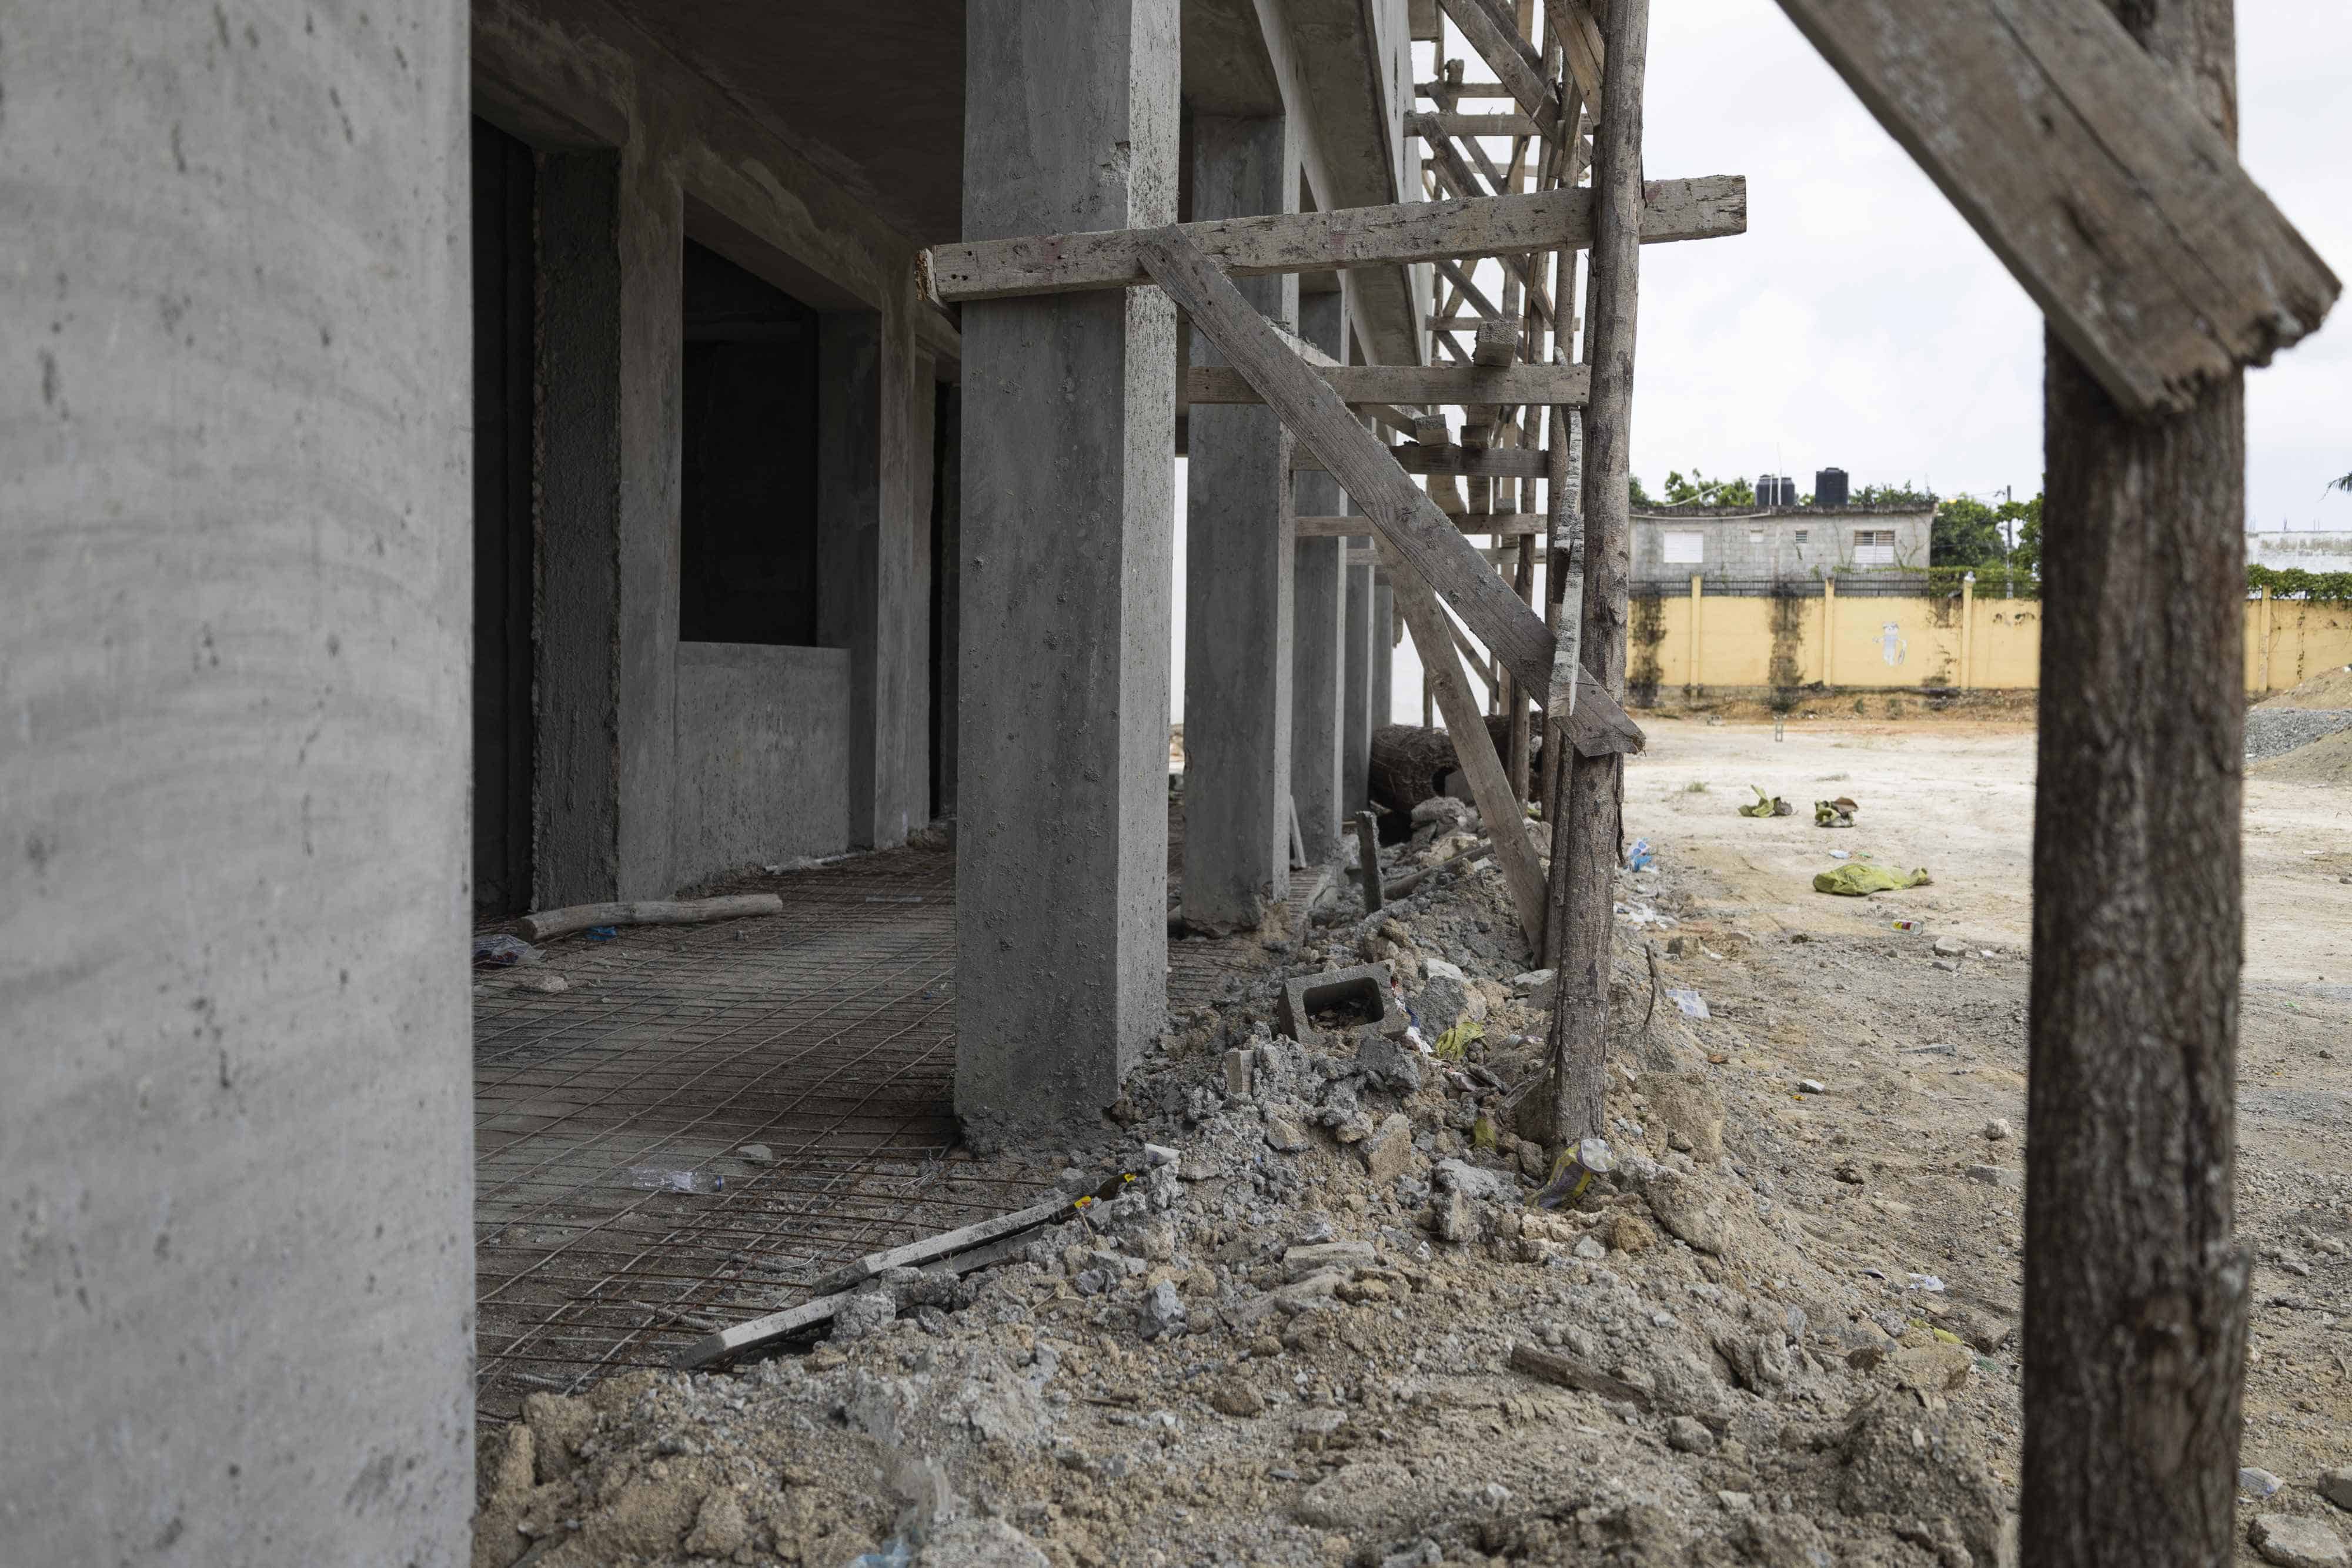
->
[1622,713,2352,1557]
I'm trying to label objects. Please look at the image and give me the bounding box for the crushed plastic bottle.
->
[1890,918,1919,932]
[1536,1136,1617,1210]
[626,1166,723,1194]
[1623,838,1655,872]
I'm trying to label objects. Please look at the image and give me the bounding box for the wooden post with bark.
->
[2021,6,2254,1562]
[1542,0,1646,1145]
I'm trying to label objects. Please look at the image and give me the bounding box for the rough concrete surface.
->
[0,3,475,1562]
[956,0,1180,1142]
[672,644,855,886]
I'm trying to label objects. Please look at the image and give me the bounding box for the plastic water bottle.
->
[625,1166,723,1194]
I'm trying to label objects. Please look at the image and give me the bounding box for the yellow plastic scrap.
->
[1738,786,1777,818]
[1471,1114,1499,1151]
[1432,1018,1483,1061]
[1812,864,1932,896]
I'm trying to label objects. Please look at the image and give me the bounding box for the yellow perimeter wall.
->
[1628,580,2352,696]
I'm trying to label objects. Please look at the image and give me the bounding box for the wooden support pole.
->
[919,178,1746,304]
[1545,0,1647,1148]
[2019,5,2254,1562]
[1375,537,1550,950]
[1354,810,1385,913]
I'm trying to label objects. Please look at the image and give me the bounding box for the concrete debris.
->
[2323,1466,2352,1511]
[469,818,2070,1568]
[2253,1514,2351,1568]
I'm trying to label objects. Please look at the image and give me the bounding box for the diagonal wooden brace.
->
[1135,229,1644,760]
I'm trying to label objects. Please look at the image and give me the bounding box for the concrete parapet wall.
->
[673,644,854,885]
[0,2,474,1561]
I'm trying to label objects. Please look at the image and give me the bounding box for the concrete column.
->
[0,4,472,1562]
[1290,287,1348,862]
[1344,554,1376,812]
[1372,574,1396,728]
[537,142,683,903]
[818,299,932,850]
[1183,113,1299,924]
[957,0,1179,1143]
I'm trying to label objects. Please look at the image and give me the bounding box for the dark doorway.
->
[472,118,536,917]
[680,242,821,646]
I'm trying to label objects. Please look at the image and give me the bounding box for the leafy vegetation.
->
[1660,467,1757,507]
[1852,480,1939,508]
[2248,564,2352,603]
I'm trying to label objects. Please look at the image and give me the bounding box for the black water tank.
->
[1815,467,1849,508]
[1759,474,1795,506]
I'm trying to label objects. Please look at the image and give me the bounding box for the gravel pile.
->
[2245,707,2352,764]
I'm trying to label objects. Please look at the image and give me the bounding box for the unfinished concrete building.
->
[8,0,2336,1563]
[2,1,1446,1556]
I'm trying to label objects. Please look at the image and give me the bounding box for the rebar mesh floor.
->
[474,804,1310,1417]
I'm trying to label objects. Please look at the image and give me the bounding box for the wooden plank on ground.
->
[918,178,1746,303]
[1189,362,1589,408]
[520,894,782,943]
[1773,0,2337,417]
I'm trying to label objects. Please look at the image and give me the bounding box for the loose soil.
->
[471,714,2351,1568]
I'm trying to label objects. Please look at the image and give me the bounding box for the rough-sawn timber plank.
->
[1139,232,1644,760]
[920,178,1745,304]
[1187,362,1589,407]
[1774,0,2336,417]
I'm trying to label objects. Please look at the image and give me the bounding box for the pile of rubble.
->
[473,813,2027,1568]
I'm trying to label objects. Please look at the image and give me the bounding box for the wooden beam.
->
[917,177,1748,303]
[1289,517,1543,543]
[1297,444,1549,479]
[1541,0,1606,104]
[1138,229,1555,702]
[1773,0,2337,418]
[1428,113,1543,137]
[1474,318,1521,366]
[1438,0,1562,134]
[1186,362,1589,408]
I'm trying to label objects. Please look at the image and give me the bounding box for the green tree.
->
[1660,467,1756,507]
[1853,480,1939,507]
[1629,473,1655,508]
[1932,497,2006,567]
[2004,494,2045,575]
[2331,472,2352,493]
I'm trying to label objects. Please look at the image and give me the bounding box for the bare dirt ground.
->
[469,711,2351,1568]
[1623,711,2352,1560]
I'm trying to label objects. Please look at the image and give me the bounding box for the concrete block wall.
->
[1,2,476,1561]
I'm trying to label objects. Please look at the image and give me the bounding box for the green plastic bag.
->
[1812,863,1932,896]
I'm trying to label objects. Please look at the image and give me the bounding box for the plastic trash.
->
[1624,838,1655,872]
[1812,864,1932,897]
[1738,787,1792,819]
[847,1540,915,1568]
[626,1167,723,1194]
[1814,796,1858,828]
[1665,988,1710,1020]
[472,934,540,968]
[1890,918,1920,932]
[585,925,620,941]
[1536,1137,1617,1210]
[1829,850,1852,861]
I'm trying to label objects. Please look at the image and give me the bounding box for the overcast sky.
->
[1171,1,2351,723]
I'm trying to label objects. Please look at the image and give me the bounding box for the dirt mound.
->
[2251,724,2352,788]
[2258,665,2352,709]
